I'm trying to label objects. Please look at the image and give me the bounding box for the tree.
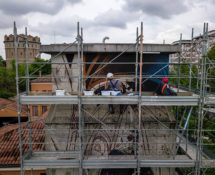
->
[169,61,198,89]
[0,58,51,98]
[29,58,51,76]
[207,43,215,92]
[0,56,6,67]
[0,67,16,98]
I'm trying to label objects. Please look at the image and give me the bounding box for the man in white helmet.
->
[105,72,126,114]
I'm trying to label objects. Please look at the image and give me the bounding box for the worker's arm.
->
[121,82,126,94]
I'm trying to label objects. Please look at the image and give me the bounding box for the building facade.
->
[170,30,215,63]
[30,74,52,120]
[4,34,41,68]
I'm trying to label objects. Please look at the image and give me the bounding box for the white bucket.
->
[56,89,65,96]
[111,90,121,96]
[101,90,111,96]
[84,91,94,96]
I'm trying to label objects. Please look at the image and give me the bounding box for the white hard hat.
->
[107,72,113,78]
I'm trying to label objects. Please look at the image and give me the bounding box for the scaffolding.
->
[13,21,215,175]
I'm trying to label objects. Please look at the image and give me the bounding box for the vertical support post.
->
[14,22,24,175]
[189,28,194,90]
[81,27,85,166]
[137,22,143,175]
[77,22,83,175]
[176,34,182,142]
[25,27,29,93]
[135,27,139,92]
[134,26,139,169]
[25,27,33,154]
[24,30,31,166]
[204,23,209,97]
[195,23,207,175]
[177,33,182,93]
[81,28,84,90]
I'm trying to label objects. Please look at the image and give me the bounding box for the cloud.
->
[94,9,139,29]
[0,11,27,29]
[32,8,139,38]
[124,0,188,19]
[32,16,92,37]
[0,0,81,15]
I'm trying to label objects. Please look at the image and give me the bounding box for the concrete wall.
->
[52,54,76,93]
[45,104,176,175]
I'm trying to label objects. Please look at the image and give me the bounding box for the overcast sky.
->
[0,0,215,59]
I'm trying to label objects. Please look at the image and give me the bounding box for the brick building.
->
[30,73,52,119]
[4,34,41,68]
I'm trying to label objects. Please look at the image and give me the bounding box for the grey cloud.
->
[0,11,27,29]
[124,0,188,19]
[94,9,138,29]
[0,0,81,15]
[33,17,92,37]
[32,9,138,38]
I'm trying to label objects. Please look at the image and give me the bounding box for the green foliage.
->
[0,58,51,98]
[207,43,215,92]
[29,58,51,76]
[0,67,16,98]
[207,43,215,60]
[169,62,198,89]
[0,56,6,67]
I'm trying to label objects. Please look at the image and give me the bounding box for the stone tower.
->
[4,34,41,68]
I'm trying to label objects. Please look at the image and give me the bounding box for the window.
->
[32,106,38,116]
[42,106,48,114]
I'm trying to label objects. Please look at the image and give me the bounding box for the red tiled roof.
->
[0,98,14,108]
[31,75,52,83]
[0,112,48,167]
[0,98,28,115]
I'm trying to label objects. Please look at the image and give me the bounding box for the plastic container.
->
[83,90,94,96]
[111,90,121,96]
[101,90,111,96]
[127,92,134,96]
[56,89,65,96]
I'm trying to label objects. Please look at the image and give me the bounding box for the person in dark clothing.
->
[157,78,177,96]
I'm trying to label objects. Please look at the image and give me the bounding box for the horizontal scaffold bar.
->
[20,95,199,106]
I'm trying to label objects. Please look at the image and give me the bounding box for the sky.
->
[0,0,215,59]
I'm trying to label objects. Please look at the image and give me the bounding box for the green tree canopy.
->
[207,43,215,92]
[0,58,51,98]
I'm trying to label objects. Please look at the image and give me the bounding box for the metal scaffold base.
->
[23,151,195,169]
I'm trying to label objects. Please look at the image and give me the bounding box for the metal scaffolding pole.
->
[195,22,207,175]
[77,22,83,175]
[25,27,33,155]
[135,27,139,92]
[25,27,29,93]
[177,33,182,93]
[14,22,24,175]
[137,22,143,175]
[189,28,194,90]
